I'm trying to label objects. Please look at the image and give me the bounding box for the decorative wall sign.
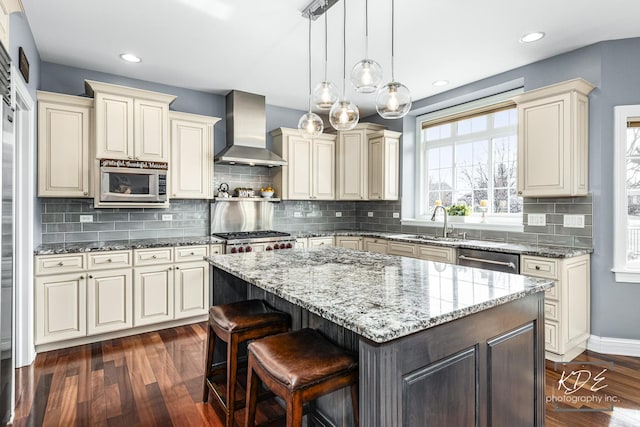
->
[18,47,29,83]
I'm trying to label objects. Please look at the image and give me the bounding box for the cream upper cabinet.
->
[514,78,594,197]
[0,0,22,50]
[86,80,176,162]
[272,128,336,200]
[169,111,220,199]
[37,91,93,198]
[336,123,384,200]
[368,130,401,201]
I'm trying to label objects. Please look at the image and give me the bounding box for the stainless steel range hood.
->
[214,90,286,167]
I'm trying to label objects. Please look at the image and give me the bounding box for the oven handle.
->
[457,255,517,271]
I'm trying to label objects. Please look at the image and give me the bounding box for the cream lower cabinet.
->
[210,244,224,255]
[335,236,363,250]
[417,245,456,263]
[87,268,133,335]
[295,238,308,249]
[514,79,594,197]
[170,111,220,199]
[368,130,401,201]
[308,236,334,247]
[271,128,336,200]
[521,254,590,362]
[37,91,92,198]
[174,261,209,319]
[134,264,174,326]
[387,241,417,257]
[35,271,87,345]
[363,237,388,254]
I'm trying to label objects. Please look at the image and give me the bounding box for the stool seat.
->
[209,299,289,332]
[249,328,357,389]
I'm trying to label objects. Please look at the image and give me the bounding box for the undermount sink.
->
[390,234,460,242]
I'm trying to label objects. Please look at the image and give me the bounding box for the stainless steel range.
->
[212,231,296,254]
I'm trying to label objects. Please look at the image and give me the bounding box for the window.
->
[613,105,640,282]
[416,103,522,223]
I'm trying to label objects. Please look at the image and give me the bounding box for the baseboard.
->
[587,335,640,357]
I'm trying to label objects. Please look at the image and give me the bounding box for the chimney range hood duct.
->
[214,90,287,167]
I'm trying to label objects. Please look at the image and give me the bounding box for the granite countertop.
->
[206,246,554,343]
[295,230,592,258]
[35,236,225,255]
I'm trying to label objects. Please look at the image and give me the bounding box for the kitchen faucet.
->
[431,205,454,238]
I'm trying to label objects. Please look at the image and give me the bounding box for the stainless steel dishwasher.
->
[457,248,520,274]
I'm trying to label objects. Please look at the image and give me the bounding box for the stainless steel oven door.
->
[100,166,167,202]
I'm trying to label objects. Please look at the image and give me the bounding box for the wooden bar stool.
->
[203,299,289,427]
[244,328,359,427]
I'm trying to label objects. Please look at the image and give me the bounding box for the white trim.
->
[401,218,524,233]
[12,67,36,367]
[587,335,640,357]
[612,105,640,283]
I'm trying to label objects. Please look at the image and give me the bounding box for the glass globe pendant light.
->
[298,14,324,136]
[329,0,359,131]
[312,0,339,110]
[376,0,412,119]
[350,0,383,93]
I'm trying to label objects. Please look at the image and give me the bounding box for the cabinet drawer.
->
[308,237,334,247]
[418,245,455,263]
[387,242,417,258]
[87,251,132,270]
[521,256,558,279]
[35,254,86,276]
[134,248,173,266]
[544,300,559,322]
[175,245,208,262]
[545,320,559,353]
[545,282,559,300]
[210,244,224,255]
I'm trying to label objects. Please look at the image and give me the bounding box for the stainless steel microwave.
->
[99,159,167,203]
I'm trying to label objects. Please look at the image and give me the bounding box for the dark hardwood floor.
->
[12,323,640,426]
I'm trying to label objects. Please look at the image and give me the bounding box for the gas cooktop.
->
[211,230,290,241]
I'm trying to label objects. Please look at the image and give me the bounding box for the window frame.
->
[613,105,640,283]
[412,90,524,231]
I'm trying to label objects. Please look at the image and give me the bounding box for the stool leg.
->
[203,323,216,403]
[244,355,259,427]
[287,392,304,427]
[226,335,239,427]
[350,384,359,427]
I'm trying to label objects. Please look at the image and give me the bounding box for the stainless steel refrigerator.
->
[0,41,13,426]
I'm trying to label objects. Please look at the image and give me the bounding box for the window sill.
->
[401,218,524,233]
[611,268,640,283]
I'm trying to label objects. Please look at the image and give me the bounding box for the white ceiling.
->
[22,0,640,116]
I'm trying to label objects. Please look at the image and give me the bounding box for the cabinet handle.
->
[57,262,64,266]
[535,265,541,270]
[213,251,219,254]
[83,192,88,196]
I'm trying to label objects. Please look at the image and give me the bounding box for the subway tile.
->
[536,234,573,247]
[130,212,159,221]
[506,232,539,244]
[522,197,538,203]
[115,221,145,230]
[129,230,159,239]
[82,222,115,232]
[573,236,593,248]
[41,213,64,223]
[156,229,185,238]
[96,212,129,222]
[144,221,174,229]
[554,225,593,237]
[574,194,593,203]
[538,197,576,204]
[46,223,82,233]
[523,224,554,234]
[65,232,99,242]
[480,230,508,242]
[183,228,208,237]
[45,203,85,213]
[523,203,555,213]
[555,204,592,214]
[98,231,130,241]
[42,233,65,244]
[546,214,564,225]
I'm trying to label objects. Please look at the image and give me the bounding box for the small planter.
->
[447,215,470,223]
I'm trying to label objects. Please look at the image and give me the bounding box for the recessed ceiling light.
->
[120,53,142,63]
[432,80,449,87]
[520,32,545,43]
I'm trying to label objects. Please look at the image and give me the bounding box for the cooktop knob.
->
[230,247,238,254]
[238,247,245,253]
[246,246,252,252]
[266,246,273,251]
[286,243,293,249]
[273,244,280,250]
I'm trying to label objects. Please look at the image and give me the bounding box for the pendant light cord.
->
[342,0,346,97]
[308,14,312,112]
[391,0,395,82]
[365,0,369,59]
[324,0,328,80]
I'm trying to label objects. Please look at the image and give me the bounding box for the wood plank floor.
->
[12,323,640,426]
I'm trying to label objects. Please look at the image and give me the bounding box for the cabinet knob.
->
[83,192,88,196]
[535,265,541,270]
[175,266,180,270]
[213,251,219,254]
[135,157,140,160]
[190,252,195,256]
[518,191,523,195]
[152,255,157,259]
[79,275,84,279]
[168,267,173,270]
[107,258,113,262]
[89,275,93,279]
[173,194,177,197]
[128,156,133,159]
[57,262,64,266]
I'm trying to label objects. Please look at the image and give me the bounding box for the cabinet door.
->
[171,118,211,198]
[295,238,308,249]
[336,237,362,250]
[35,273,87,344]
[174,261,209,319]
[337,131,366,200]
[368,136,384,200]
[288,136,313,199]
[95,92,134,159]
[308,237,334,247]
[87,268,132,335]
[38,100,91,197]
[363,238,388,254]
[135,99,169,161]
[133,265,174,326]
[313,138,335,200]
[517,94,571,197]
[384,136,400,200]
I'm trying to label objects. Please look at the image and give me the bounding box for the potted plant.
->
[446,202,471,223]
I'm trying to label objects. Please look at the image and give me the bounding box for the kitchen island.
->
[206,247,553,427]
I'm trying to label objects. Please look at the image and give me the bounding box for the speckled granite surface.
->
[35,236,225,255]
[206,246,553,343]
[298,230,592,258]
